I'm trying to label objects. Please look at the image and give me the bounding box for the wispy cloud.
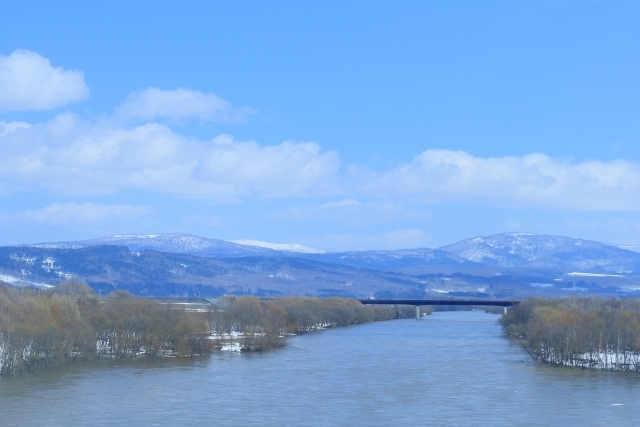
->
[320,199,362,209]
[22,202,154,225]
[0,121,30,137]
[114,88,254,123]
[0,50,88,111]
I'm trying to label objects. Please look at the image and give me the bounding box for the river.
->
[1,311,639,426]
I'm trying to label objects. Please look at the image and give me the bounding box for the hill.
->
[29,234,280,257]
[438,232,640,273]
[4,232,640,299]
[0,245,427,298]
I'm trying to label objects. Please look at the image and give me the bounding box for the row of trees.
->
[1,282,425,374]
[206,296,426,351]
[500,297,640,371]
[0,283,211,375]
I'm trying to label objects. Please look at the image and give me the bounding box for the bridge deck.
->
[358,299,521,307]
[145,297,521,308]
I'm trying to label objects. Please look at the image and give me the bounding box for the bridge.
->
[149,297,522,319]
[358,299,522,319]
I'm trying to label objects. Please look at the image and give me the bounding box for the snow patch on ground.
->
[567,272,623,277]
[268,271,294,279]
[559,351,640,371]
[612,244,640,253]
[0,274,54,288]
[9,255,36,264]
[41,257,56,272]
[220,342,242,352]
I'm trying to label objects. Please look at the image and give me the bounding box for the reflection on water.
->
[1,311,639,426]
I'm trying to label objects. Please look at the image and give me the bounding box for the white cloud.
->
[0,120,30,136]
[114,88,253,122]
[353,150,640,210]
[0,115,340,201]
[192,137,340,199]
[0,50,89,111]
[22,202,154,225]
[3,106,640,211]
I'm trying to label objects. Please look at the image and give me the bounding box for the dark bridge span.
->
[358,299,522,319]
[358,299,521,307]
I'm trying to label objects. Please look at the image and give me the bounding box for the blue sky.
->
[1,0,640,250]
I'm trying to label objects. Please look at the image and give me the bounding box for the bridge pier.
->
[416,305,420,320]
[503,306,507,315]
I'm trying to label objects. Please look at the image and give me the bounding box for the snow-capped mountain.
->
[28,234,328,257]
[438,232,640,273]
[0,245,428,298]
[29,234,282,258]
[231,240,325,254]
[4,232,640,298]
[13,232,640,276]
[613,244,640,254]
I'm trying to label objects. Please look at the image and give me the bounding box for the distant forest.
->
[501,297,640,371]
[0,283,421,375]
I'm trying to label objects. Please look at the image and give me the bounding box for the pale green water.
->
[1,311,638,426]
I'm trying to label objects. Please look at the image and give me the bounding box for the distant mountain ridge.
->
[438,232,640,273]
[4,232,640,298]
[10,231,640,277]
[29,234,282,258]
[302,247,477,272]
[0,245,426,298]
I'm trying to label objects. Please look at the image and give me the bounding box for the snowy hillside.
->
[439,232,640,273]
[29,234,280,258]
[231,240,325,254]
[13,231,640,275]
[613,244,640,254]
[304,247,476,271]
[4,233,640,297]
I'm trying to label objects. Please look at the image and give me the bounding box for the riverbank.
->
[206,295,428,352]
[500,297,640,372]
[0,284,426,375]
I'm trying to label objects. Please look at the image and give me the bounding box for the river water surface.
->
[1,311,639,426]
